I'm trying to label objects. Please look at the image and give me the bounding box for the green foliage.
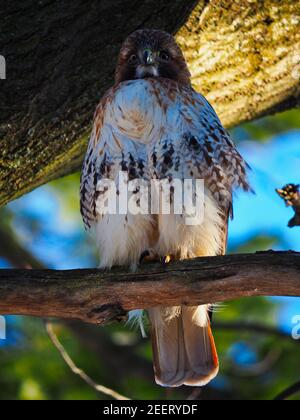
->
[0,297,299,400]
[230,234,279,254]
[231,109,300,143]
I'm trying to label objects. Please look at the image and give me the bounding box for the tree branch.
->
[45,322,130,400]
[0,224,45,269]
[1,0,299,206]
[214,321,297,342]
[0,251,299,325]
[274,381,300,401]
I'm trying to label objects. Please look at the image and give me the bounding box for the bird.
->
[80,29,250,387]
[276,184,300,227]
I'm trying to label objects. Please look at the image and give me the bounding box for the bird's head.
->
[115,29,191,86]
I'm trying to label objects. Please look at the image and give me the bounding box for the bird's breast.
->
[104,79,181,144]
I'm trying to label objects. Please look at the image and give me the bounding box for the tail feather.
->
[148,305,219,387]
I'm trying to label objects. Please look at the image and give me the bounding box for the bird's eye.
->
[159,51,170,61]
[129,54,138,64]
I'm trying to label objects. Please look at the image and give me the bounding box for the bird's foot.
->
[139,250,175,266]
[161,254,173,265]
[139,249,160,265]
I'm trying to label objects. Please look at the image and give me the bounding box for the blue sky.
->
[229,130,300,252]
[230,130,300,331]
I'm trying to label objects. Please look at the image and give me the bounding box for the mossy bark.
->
[0,0,299,207]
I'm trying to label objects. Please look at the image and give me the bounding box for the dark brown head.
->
[115,29,191,86]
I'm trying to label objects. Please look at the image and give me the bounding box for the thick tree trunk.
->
[0,0,299,207]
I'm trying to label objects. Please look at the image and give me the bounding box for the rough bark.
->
[0,251,299,325]
[0,0,299,207]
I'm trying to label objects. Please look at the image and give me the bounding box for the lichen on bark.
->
[176,0,300,126]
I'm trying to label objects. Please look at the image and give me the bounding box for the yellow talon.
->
[163,255,172,264]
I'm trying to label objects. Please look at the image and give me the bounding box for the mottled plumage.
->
[80,29,250,387]
[276,184,300,228]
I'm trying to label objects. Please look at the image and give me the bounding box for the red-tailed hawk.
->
[80,29,250,387]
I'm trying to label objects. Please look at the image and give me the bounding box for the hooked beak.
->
[143,48,154,66]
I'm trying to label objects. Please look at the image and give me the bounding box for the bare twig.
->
[231,348,282,377]
[274,381,300,401]
[0,226,130,400]
[45,322,130,400]
[214,321,296,342]
[186,388,202,400]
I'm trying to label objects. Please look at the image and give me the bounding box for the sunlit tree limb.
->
[0,251,299,325]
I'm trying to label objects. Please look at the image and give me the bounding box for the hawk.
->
[80,29,250,387]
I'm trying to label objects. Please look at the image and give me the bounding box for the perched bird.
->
[276,184,300,227]
[80,29,250,387]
